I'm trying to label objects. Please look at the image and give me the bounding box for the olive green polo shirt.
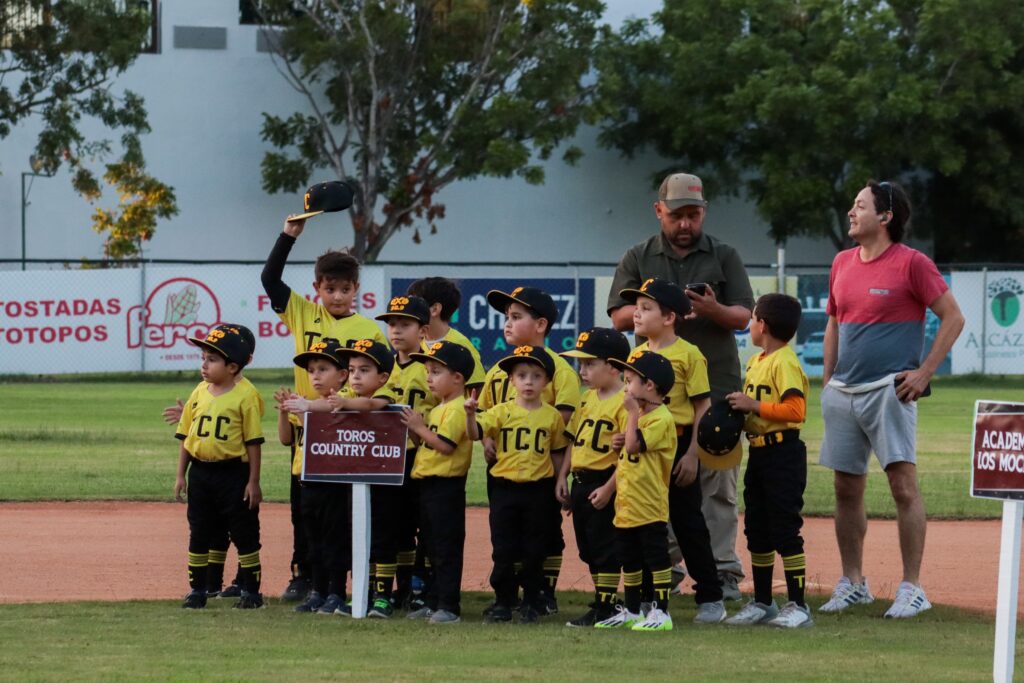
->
[608,232,754,399]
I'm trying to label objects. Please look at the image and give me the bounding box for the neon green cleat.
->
[594,605,643,629]
[631,604,673,632]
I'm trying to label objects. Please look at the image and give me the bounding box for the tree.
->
[595,0,1024,259]
[255,0,603,262]
[1,0,177,260]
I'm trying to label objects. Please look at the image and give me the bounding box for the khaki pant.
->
[699,465,744,580]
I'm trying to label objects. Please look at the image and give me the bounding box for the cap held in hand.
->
[697,399,745,471]
[291,180,355,221]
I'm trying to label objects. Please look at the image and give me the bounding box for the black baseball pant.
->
[669,427,723,604]
[300,483,351,597]
[488,476,552,609]
[743,438,807,557]
[569,467,618,574]
[418,475,467,615]
[289,471,310,579]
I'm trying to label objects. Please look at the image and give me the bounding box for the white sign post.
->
[351,484,371,619]
[969,400,1024,683]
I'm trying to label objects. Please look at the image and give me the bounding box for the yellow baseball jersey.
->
[613,404,676,528]
[288,384,356,476]
[477,402,569,482]
[567,388,629,471]
[278,289,387,399]
[412,397,474,479]
[742,345,809,435]
[389,358,438,449]
[423,327,486,388]
[478,347,580,412]
[635,337,711,427]
[176,379,265,462]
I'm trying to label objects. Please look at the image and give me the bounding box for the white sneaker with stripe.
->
[884,582,932,618]
[818,577,875,613]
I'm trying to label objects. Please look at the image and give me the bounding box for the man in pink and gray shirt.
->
[819,180,964,619]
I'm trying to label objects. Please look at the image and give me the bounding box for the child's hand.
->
[555,478,570,506]
[273,386,292,409]
[726,391,758,413]
[400,407,425,432]
[174,476,187,503]
[672,450,698,487]
[622,392,640,414]
[162,399,184,425]
[243,481,262,510]
[327,391,347,412]
[483,437,497,465]
[463,388,479,414]
[283,215,306,238]
[588,483,613,510]
[282,396,311,414]
[609,432,626,451]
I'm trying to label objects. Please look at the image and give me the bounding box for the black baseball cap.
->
[188,324,254,367]
[293,336,347,370]
[609,349,674,396]
[375,295,430,325]
[292,180,355,220]
[697,400,744,470]
[496,344,555,379]
[561,327,631,362]
[620,278,692,318]
[486,286,558,329]
[410,340,476,380]
[339,338,395,374]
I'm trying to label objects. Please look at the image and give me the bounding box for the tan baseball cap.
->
[658,172,707,209]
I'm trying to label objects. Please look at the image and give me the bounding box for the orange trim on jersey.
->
[759,394,805,424]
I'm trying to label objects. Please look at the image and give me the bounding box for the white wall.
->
[0,0,840,270]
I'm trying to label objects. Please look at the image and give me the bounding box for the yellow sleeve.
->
[278,289,313,332]
[175,386,198,439]
[639,411,672,452]
[683,350,711,400]
[240,390,265,444]
[373,382,400,404]
[774,356,808,399]
[435,403,468,446]
[476,405,500,441]
[479,365,503,410]
[565,402,582,440]
[551,412,569,451]
[551,356,581,411]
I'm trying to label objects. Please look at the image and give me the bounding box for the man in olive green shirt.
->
[608,172,754,600]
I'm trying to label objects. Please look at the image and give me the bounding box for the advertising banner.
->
[952,271,1024,374]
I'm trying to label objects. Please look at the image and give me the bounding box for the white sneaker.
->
[819,577,875,613]
[632,604,673,631]
[693,599,727,624]
[594,604,642,629]
[768,601,813,628]
[884,582,932,619]
[725,599,778,626]
[639,601,652,616]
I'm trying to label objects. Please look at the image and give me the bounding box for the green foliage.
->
[0,0,177,260]
[256,0,603,261]
[596,0,1024,258]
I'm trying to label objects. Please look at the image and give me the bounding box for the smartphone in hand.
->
[685,283,708,296]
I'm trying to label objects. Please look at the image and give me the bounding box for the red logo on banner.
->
[125,277,223,349]
[302,410,408,485]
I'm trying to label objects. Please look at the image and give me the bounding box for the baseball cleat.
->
[725,599,779,625]
[594,605,642,629]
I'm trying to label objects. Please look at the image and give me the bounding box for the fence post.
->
[981,267,988,375]
[776,245,786,293]
[140,254,147,372]
[572,264,580,343]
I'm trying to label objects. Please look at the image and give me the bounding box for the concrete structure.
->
[0,0,839,270]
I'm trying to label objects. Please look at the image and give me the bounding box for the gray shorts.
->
[819,382,917,475]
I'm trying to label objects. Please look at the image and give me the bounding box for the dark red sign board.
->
[301,410,408,485]
[971,401,1024,501]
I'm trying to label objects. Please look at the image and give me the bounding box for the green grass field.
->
[1,372,1020,518]
[0,593,1003,683]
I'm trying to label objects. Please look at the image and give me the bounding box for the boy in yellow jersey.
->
[622,278,726,623]
[557,328,631,627]
[466,345,569,624]
[480,286,580,614]
[262,215,386,601]
[725,294,812,628]
[407,277,486,392]
[286,338,398,617]
[401,341,478,624]
[596,350,677,631]
[278,338,353,615]
[375,294,436,610]
[174,324,265,610]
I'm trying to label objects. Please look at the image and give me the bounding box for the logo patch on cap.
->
[389,296,410,311]
[513,345,534,356]
[310,341,327,352]
[626,350,643,365]
[353,339,373,352]
[576,332,590,348]
[511,286,524,297]
[640,278,654,292]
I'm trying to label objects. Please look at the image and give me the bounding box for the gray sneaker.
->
[429,609,461,624]
[719,572,742,601]
[724,599,778,626]
[406,606,434,620]
[768,601,813,628]
[693,599,727,624]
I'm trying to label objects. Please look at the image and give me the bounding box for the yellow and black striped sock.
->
[651,567,672,610]
[206,548,227,592]
[623,569,643,614]
[751,550,776,605]
[396,550,416,598]
[373,563,398,599]
[782,553,807,607]
[595,572,619,608]
[543,555,562,593]
[238,550,262,593]
[188,551,209,592]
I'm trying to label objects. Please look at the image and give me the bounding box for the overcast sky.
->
[602,0,662,27]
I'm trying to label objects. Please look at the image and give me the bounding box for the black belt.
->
[746,429,800,448]
[571,467,615,485]
[189,456,244,467]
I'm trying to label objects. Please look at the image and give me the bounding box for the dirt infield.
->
[0,501,1016,613]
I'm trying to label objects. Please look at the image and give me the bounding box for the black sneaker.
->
[234,592,265,609]
[294,591,325,613]
[483,605,514,624]
[281,576,311,602]
[205,586,221,598]
[182,590,207,609]
[317,593,344,615]
[518,605,541,625]
[566,607,598,627]
[538,592,559,615]
[219,583,242,599]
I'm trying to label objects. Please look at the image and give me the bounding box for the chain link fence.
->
[0,258,1019,376]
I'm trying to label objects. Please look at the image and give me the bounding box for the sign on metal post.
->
[970,400,1024,683]
[302,409,409,619]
